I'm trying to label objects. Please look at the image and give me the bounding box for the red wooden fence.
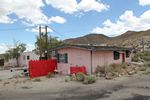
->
[70,66,86,74]
[29,59,57,78]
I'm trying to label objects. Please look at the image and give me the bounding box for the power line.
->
[0,26,36,31]
[47,26,68,38]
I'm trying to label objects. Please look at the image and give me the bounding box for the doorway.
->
[122,53,125,62]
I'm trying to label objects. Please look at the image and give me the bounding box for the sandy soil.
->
[0,70,150,100]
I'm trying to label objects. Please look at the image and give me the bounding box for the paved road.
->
[0,74,150,100]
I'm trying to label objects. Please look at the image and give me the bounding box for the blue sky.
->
[0,0,150,53]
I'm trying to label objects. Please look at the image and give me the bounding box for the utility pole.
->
[45,25,48,59]
[39,25,42,60]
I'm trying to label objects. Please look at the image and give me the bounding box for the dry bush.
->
[33,78,41,82]
[95,65,105,74]
[83,75,97,84]
[46,72,54,78]
[76,72,85,81]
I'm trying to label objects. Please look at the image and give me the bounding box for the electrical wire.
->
[0,26,36,31]
[0,25,69,38]
[47,26,68,38]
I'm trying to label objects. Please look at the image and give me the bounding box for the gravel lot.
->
[0,70,150,100]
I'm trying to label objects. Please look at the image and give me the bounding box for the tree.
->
[4,42,26,67]
[34,34,62,59]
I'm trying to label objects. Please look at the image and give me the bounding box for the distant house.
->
[53,45,132,74]
[4,51,39,67]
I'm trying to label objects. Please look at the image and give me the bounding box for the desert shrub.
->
[95,65,105,74]
[143,63,148,67]
[139,66,146,71]
[121,63,128,69]
[109,63,121,73]
[70,74,77,81]
[33,78,41,82]
[142,56,150,61]
[64,76,70,82]
[143,51,150,56]
[132,55,139,62]
[76,72,85,81]
[147,62,150,67]
[83,75,97,84]
[95,63,127,75]
[46,72,54,78]
[132,51,150,62]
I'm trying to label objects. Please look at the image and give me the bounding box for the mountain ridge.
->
[63,29,150,51]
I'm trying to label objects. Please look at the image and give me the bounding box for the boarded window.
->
[57,53,68,63]
[126,50,131,58]
[113,51,120,60]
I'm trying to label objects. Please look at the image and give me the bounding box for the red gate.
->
[29,59,57,78]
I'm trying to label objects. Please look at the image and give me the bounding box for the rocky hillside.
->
[64,34,110,45]
[63,29,150,51]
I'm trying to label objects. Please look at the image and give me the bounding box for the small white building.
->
[4,52,39,67]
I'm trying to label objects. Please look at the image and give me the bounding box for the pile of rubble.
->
[95,62,146,80]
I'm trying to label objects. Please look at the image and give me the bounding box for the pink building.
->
[54,45,132,74]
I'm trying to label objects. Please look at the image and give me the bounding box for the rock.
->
[139,67,146,71]
[105,73,113,80]
[100,74,105,77]
[130,62,144,66]
[128,70,136,75]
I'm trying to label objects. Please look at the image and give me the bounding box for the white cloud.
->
[0,43,12,54]
[77,0,109,12]
[49,16,66,24]
[0,0,66,25]
[45,0,109,14]
[45,0,78,14]
[0,43,35,54]
[26,44,35,51]
[92,10,150,36]
[139,0,150,6]
[0,15,16,24]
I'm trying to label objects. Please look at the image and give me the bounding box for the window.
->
[27,55,30,60]
[57,53,68,63]
[126,50,131,58]
[113,51,120,60]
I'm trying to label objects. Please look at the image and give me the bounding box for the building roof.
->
[53,44,131,51]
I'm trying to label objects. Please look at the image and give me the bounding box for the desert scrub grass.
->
[107,63,121,73]
[83,75,97,84]
[70,74,77,81]
[46,72,54,78]
[132,55,139,62]
[132,51,150,62]
[64,76,70,82]
[95,65,106,74]
[121,63,128,69]
[33,78,41,82]
[76,72,85,81]
[139,66,146,71]
[146,62,150,67]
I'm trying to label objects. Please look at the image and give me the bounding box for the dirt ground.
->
[0,70,150,100]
